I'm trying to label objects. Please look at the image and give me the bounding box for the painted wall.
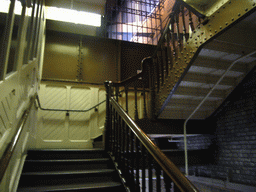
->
[42,30,121,83]
[120,41,155,81]
[42,30,156,83]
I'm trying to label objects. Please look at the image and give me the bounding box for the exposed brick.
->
[190,71,256,187]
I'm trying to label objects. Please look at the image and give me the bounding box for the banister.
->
[111,0,205,89]
[109,97,198,192]
[110,0,205,88]
[0,95,34,183]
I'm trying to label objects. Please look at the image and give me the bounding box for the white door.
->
[36,84,104,149]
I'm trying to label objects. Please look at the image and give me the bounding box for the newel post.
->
[104,81,112,151]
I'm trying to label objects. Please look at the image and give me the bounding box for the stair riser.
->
[17,184,125,192]
[18,173,120,187]
[47,185,125,192]
[22,161,113,172]
[26,150,108,160]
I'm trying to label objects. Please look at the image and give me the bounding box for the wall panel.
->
[36,82,105,149]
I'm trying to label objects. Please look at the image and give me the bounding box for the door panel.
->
[69,87,91,142]
[36,83,105,149]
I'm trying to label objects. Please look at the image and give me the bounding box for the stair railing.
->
[0,95,35,184]
[151,0,206,115]
[103,1,206,191]
[104,80,198,191]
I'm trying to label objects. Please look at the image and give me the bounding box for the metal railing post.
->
[104,81,112,151]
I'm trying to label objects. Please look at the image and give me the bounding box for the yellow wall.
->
[42,30,120,83]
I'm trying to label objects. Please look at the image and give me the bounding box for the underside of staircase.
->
[159,10,256,119]
[17,149,126,192]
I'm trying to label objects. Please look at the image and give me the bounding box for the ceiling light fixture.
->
[46,6,101,27]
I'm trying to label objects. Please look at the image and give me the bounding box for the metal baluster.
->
[121,119,125,172]
[110,108,114,154]
[181,6,188,42]
[153,57,160,93]
[115,86,119,102]
[161,45,168,76]
[130,130,135,189]
[135,137,140,190]
[108,105,112,152]
[116,115,121,165]
[115,112,119,158]
[170,21,176,58]
[142,77,147,119]
[125,125,130,182]
[164,172,172,192]
[189,10,195,34]
[104,81,111,151]
[114,111,118,157]
[156,165,161,192]
[110,106,114,152]
[134,85,139,121]
[125,86,129,113]
[141,143,146,192]
[161,47,166,80]
[155,54,161,86]
[166,30,173,71]
[119,117,123,168]
[148,152,153,192]
[175,6,181,49]
[157,50,164,85]
[149,60,156,120]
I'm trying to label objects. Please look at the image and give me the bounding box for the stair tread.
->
[26,149,109,160]
[22,169,116,176]
[17,181,123,192]
[28,149,105,152]
[25,158,110,163]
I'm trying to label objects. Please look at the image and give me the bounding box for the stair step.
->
[26,149,108,160]
[17,181,124,192]
[21,169,116,176]
[18,169,119,188]
[22,158,112,172]
[18,150,126,191]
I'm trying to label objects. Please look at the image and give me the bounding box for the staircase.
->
[153,0,256,120]
[17,149,126,192]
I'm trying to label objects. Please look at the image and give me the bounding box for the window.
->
[22,2,33,65]
[0,0,11,79]
[6,0,23,74]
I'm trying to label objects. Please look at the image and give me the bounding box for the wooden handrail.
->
[0,96,34,183]
[109,97,198,192]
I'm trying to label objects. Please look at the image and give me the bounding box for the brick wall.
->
[212,70,256,186]
[189,70,256,187]
[176,134,214,150]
